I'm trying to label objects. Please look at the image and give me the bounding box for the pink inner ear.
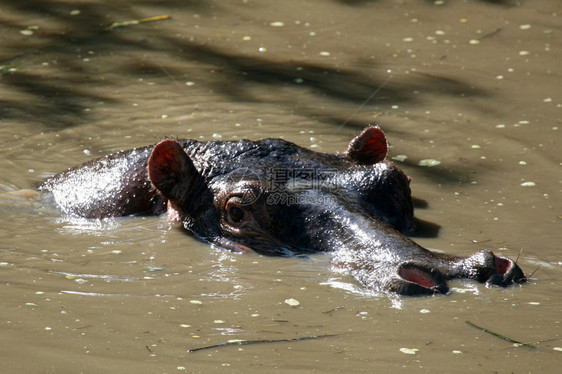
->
[346,126,388,165]
[148,139,191,196]
[494,256,512,275]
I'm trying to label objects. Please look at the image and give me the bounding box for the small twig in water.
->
[187,333,340,353]
[322,306,345,314]
[105,15,171,31]
[515,248,523,265]
[478,28,502,40]
[527,265,540,279]
[504,338,557,350]
[465,321,536,349]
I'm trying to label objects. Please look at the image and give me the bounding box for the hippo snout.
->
[458,249,526,287]
[387,250,526,296]
[486,255,527,287]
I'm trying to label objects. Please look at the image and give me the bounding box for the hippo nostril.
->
[392,263,450,295]
[398,264,438,288]
[494,256,511,275]
[485,255,526,287]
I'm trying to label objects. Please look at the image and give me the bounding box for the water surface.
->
[1,0,560,373]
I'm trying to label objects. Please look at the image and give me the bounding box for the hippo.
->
[38,126,526,295]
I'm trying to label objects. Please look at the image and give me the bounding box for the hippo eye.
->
[227,206,245,224]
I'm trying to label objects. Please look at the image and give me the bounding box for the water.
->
[1,0,560,372]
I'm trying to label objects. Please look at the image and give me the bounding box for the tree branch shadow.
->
[1,0,495,129]
[0,0,502,188]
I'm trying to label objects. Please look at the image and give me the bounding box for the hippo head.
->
[147,127,414,255]
[38,124,525,295]
[147,126,525,295]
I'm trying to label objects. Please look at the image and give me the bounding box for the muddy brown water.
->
[1,0,560,373]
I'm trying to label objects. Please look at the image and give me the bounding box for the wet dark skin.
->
[39,126,526,295]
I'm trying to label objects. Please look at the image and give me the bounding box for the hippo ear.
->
[148,139,200,204]
[345,126,388,165]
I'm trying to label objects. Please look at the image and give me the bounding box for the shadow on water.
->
[411,217,441,239]
[0,0,493,130]
[0,0,501,188]
[340,0,518,5]
[0,71,118,127]
[0,0,211,127]
[424,0,520,5]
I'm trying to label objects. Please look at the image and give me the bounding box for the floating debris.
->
[520,181,536,187]
[270,21,285,27]
[144,266,164,272]
[187,333,339,353]
[400,347,419,355]
[392,155,408,162]
[465,321,536,349]
[284,298,300,306]
[0,65,20,75]
[105,15,171,31]
[419,159,441,167]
